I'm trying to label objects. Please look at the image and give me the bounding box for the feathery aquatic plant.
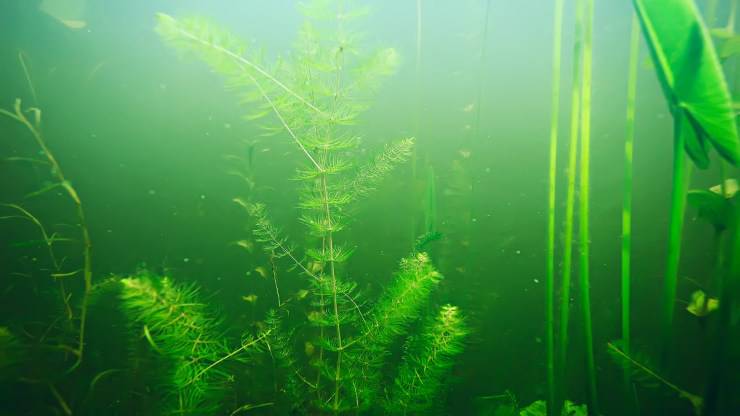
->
[119,273,234,415]
[155,2,465,413]
[385,304,468,414]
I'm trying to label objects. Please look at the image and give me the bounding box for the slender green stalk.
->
[558,0,584,410]
[661,116,690,365]
[622,11,640,400]
[578,0,598,412]
[1,100,93,370]
[545,0,565,414]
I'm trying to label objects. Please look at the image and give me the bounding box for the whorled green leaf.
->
[634,0,739,167]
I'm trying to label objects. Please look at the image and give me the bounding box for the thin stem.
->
[189,330,270,383]
[2,100,92,369]
[579,0,598,412]
[244,73,323,172]
[661,113,689,366]
[558,0,584,410]
[546,0,565,414]
[170,20,327,117]
[269,252,281,307]
[622,10,640,403]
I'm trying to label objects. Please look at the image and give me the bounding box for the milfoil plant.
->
[156,1,467,414]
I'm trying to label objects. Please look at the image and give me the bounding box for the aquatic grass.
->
[621,11,640,405]
[577,0,598,412]
[558,0,585,413]
[0,99,93,370]
[545,0,565,414]
[632,0,740,367]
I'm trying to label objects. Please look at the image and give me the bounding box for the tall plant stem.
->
[660,115,690,366]
[578,0,598,412]
[545,0,565,414]
[0,100,93,370]
[558,0,584,410]
[622,11,640,401]
[328,6,345,410]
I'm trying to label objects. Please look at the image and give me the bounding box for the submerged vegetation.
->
[1,0,739,415]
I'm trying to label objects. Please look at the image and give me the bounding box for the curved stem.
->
[2,100,93,369]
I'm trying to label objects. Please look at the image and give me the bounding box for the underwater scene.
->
[1,0,740,415]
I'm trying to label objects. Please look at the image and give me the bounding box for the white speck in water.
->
[200,194,206,200]
[533,278,539,283]
[183,258,190,263]
[515,249,521,255]
[148,189,156,195]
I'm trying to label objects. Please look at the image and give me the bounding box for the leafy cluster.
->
[119,272,232,415]
[385,304,468,414]
[155,1,468,414]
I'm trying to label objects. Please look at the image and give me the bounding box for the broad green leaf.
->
[633,0,740,167]
[719,35,740,59]
[687,189,729,230]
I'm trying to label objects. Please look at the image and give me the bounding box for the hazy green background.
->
[1,0,738,414]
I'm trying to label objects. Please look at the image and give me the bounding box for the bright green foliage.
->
[156,2,465,413]
[517,400,587,416]
[119,273,231,415]
[385,305,467,414]
[633,0,740,167]
[353,253,443,403]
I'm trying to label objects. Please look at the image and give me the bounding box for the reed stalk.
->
[578,0,598,412]
[545,0,565,414]
[622,10,640,402]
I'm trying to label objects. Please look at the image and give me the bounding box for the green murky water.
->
[1,1,739,415]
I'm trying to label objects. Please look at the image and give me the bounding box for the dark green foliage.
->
[385,305,467,414]
[606,341,703,415]
[413,231,443,253]
[0,327,25,380]
[119,272,232,415]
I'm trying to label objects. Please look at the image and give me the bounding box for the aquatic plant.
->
[544,0,564,413]
[632,0,740,364]
[607,341,703,415]
[384,304,467,414]
[576,0,598,411]
[620,10,640,406]
[686,180,740,415]
[119,272,257,415]
[155,2,467,413]
[0,98,93,370]
[556,1,586,413]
